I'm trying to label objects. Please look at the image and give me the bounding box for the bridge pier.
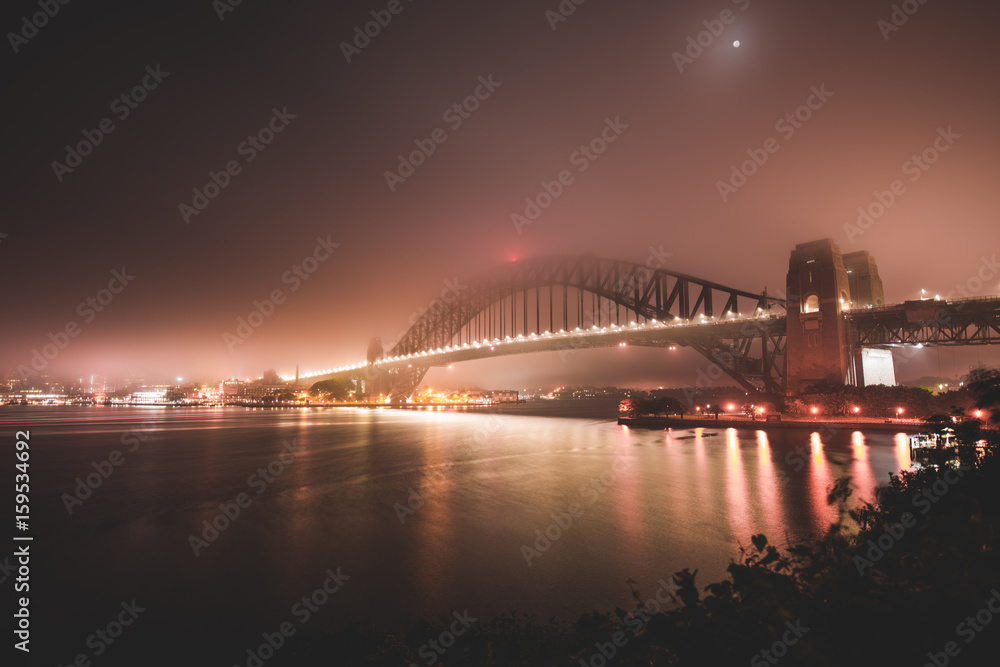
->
[785,239,894,393]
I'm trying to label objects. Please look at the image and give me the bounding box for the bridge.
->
[298,240,1000,403]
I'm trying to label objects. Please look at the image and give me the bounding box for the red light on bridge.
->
[896,407,904,416]
[852,406,861,414]
[810,406,819,415]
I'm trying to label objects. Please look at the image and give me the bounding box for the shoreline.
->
[618,415,928,433]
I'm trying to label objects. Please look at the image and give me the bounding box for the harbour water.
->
[5,402,913,663]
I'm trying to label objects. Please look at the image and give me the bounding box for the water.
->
[4,403,912,663]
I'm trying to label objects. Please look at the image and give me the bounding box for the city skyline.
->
[3,0,1000,390]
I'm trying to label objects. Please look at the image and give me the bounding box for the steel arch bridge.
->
[347,256,788,401]
[302,242,1000,403]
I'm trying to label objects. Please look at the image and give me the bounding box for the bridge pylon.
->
[785,239,895,393]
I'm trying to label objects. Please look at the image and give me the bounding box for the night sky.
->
[3,0,999,388]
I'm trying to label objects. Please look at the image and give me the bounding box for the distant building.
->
[244,384,288,401]
[484,390,519,403]
[222,379,246,401]
[130,389,169,405]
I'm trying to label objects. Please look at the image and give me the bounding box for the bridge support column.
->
[786,239,897,392]
[785,239,855,393]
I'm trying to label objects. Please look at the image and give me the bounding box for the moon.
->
[733,40,741,48]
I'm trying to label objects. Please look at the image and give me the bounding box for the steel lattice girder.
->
[386,256,785,397]
[849,298,1000,347]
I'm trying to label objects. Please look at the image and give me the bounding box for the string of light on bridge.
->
[287,309,779,381]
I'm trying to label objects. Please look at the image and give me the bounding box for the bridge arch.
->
[376,256,786,401]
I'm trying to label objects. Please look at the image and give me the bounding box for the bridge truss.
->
[849,297,1000,347]
[380,256,786,400]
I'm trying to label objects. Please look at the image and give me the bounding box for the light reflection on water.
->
[15,405,914,639]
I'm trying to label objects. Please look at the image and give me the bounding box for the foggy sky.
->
[3,0,999,388]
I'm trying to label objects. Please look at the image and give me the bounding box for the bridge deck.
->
[303,315,787,383]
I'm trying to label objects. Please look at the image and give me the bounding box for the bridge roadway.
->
[296,295,1000,388]
[299,313,787,384]
[849,296,1000,347]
